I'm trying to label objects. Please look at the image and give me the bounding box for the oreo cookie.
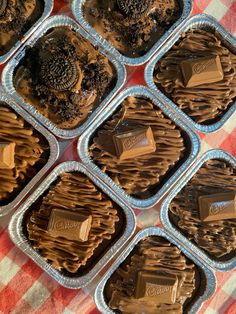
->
[40,54,79,91]
[117,0,151,18]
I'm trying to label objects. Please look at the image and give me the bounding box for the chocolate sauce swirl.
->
[89,96,186,198]
[26,172,120,273]
[106,236,196,313]
[0,103,48,204]
[154,29,236,125]
[170,159,236,259]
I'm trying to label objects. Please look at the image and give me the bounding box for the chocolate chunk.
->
[113,126,156,160]
[47,208,92,242]
[0,142,15,169]
[117,0,151,18]
[40,54,79,91]
[0,0,7,17]
[198,192,236,222]
[135,271,178,304]
[180,55,224,88]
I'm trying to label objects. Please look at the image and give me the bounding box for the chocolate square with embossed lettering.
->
[198,192,236,222]
[181,55,223,88]
[48,208,92,242]
[113,126,156,160]
[135,271,178,303]
[0,142,15,169]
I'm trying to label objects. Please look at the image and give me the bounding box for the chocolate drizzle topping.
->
[26,172,120,273]
[89,96,186,198]
[169,159,236,259]
[117,0,151,18]
[40,55,79,91]
[0,0,7,17]
[154,29,236,125]
[0,103,49,205]
[106,236,196,313]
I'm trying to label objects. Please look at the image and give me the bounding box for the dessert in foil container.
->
[169,157,236,261]
[83,0,182,58]
[25,170,126,275]
[95,228,216,313]
[0,0,45,56]
[153,28,236,125]
[13,25,117,130]
[0,101,50,207]
[89,95,190,200]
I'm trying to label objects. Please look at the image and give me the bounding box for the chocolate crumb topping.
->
[40,55,79,91]
[117,0,151,18]
[14,26,116,130]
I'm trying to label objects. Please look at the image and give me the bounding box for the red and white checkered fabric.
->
[0,0,236,313]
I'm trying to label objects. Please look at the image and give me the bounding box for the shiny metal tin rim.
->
[0,0,54,64]
[0,88,59,217]
[8,161,136,289]
[145,14,236,133]
[2,15,126,139]
[95,226,216,314]
[160,149,236,271]
[78,85,200,210]
[71,0,192,66]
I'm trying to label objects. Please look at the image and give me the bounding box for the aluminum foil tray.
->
[95,227,216,314]
[145,14,236,133]
[0,88,59,217]
[160,149,236,271]
[78,85,200,209]
[8,161,136,288]
[2,15,126,139]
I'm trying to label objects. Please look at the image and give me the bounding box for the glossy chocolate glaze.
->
[26,172,123,274]
[83,0,181,58]
[154,29,236,125]
[14,26,116,129]
[105,236,197,314]
[0,102,49,205]
[89,96,187,198]
[169,159,236,260]
[0,0,44,56]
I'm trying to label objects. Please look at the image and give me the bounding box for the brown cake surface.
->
[0,0,44,56]
[26,172,123,274]
[105,235,197,314]
[89,96,187,199]
[83,0,181,58]
[169,159,236,260]
[154,29,236,125]
[14,26,116,129]
[0,102,49,206]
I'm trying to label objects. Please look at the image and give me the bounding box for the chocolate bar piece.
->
[48,208,92,241]
[135,271,178,304]
[0,142,15,169]
[181,55,223,88]
[198,192,236,222]
[113,126,156,160]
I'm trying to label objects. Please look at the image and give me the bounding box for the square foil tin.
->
[71,0,192,66]
[8,161,136,289]
[0,88,59,217]
[0,0,54,64]
[160,149,236,271]
[78,85,200,210]
[95,227,216,314]
[145,14,236,133]
[2,15,126,139]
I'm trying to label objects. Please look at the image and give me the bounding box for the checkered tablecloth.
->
[0,1,236,313]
